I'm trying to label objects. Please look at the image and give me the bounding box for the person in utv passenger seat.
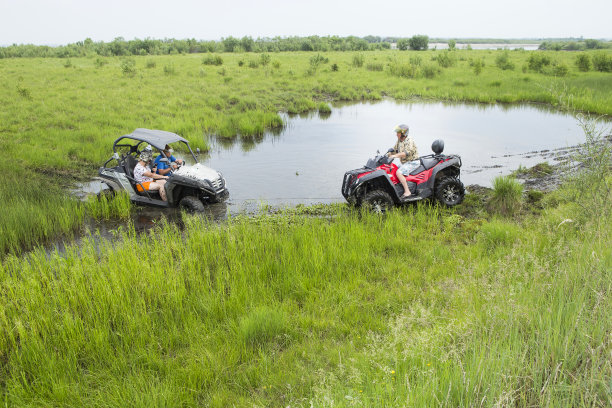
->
[133,150,169,201]
[387,124,419,200]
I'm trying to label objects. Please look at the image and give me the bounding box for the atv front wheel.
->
[362,190,394,213]
[179,196,205,212]
[435,177,465,207]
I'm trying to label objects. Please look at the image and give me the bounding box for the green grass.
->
[0,186,609,406]
[489,175,524,216]
[0,52,610,406]
[1,49,611,259]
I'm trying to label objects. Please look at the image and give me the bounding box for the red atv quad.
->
[342,139,464,212]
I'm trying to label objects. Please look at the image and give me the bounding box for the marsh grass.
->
[0,184,609,406]
[85,191,132,220]
[488,175,524,216]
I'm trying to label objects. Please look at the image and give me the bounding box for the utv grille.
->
[211,177,224,191]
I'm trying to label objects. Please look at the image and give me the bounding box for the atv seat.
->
[409,157,441,175]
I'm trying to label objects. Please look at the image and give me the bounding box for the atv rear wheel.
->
[435,177,465,207]
[362,190,394,213]
[179,195,205,212]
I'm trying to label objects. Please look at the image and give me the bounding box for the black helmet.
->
[394,124,409,136]
[431,139,444,154]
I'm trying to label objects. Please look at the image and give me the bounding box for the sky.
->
[1,0,610,46]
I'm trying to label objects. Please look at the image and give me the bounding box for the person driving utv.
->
[154,144,183,176]
[387,124,419,200]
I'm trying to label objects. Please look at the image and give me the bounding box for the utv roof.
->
[113,128,189,151]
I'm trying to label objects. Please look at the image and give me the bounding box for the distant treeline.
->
[2,36,609,58]
[538,39,610,51]
[0,36,394,58]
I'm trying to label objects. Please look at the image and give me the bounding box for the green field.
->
[0,49,611,406]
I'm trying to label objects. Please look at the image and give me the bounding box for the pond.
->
[76,98,603,230]
[202,99,589,209]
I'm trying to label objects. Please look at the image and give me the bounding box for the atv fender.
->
[352,170,400,203]
[429,157,461,186]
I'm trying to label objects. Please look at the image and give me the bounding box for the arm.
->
[157,166,173,176]
[143,169,168,180]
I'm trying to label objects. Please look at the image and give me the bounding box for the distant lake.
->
[428,43,540,50]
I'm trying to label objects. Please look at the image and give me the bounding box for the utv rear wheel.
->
[97,187,115,201]
[362,190,394,213]
[179,196,205,212]
[435,177,465,207]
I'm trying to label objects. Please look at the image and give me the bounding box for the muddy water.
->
[203,100,591,206]
[76,99,606,236]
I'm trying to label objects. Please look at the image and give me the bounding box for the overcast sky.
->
[1,0,610,45]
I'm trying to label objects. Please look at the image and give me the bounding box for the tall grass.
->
[0,185,609,406]
[488,175,524,216]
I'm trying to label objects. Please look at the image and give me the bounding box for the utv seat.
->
[122,154,161,199]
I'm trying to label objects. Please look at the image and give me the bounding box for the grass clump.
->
[202,54,223,66]
[317,102,331,114]
[238,306,290,348]
[488,175,523,216]
[85,191,132,220]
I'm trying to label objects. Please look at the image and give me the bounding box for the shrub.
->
[351,53,364,67]
[527,53,551,72]
[488,175,523,216]
[435,51,456,68]
[120,59,136,76]
[408,35,429,50]
[259,53,271,66]
[552,62,569,77]
[575,53,591,72]
[495,51,515,70]
[63,59,72,68]
[592,52,612,72]
[330,63,339,71]
[469,58,485,75]
[448,39,456,51]
[272,60,281,69]
[202,54,223,66]
[145,59,156,68]
[308,53,329,74]
[585,39,603,49]
[397,39,409,51]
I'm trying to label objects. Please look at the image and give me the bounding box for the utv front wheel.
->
[435,177,465,207]
[179,196,205,212]
[362,190,394,213]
